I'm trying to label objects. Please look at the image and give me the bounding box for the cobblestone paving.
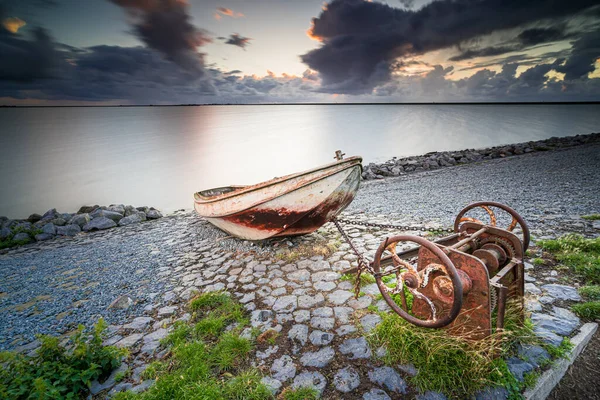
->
[1,147,599,398]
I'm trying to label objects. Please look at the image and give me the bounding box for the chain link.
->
[331,217,453,298]
[333,217,454,233]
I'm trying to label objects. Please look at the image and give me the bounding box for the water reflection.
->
[0,104,599,218]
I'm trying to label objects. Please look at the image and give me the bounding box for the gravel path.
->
[1,143,598,350]
[348,143,600,236]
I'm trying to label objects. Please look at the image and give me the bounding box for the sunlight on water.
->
[0,104,599,218]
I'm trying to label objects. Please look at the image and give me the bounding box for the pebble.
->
[368,366,407,393]
[333,367,361,393]
[339,337,372,359]
[271,355,297,381]
[300,346,335,367]
[292,371,327,395]
[540,284,582,301]
[363,388,392,400]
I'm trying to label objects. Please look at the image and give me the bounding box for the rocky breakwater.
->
[0,204,163,249]
[362,132,600,180]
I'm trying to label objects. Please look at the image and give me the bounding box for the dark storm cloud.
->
[557,31,600,80]
[224,33,251,49]
[109,0,211,75]
[301,0,599,93]
[0,6,62,82]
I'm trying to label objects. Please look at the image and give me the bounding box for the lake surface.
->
[1,104,599,218]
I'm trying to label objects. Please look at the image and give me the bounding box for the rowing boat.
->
[194,153,362,240]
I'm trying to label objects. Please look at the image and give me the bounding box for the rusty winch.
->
[341,202,530,340]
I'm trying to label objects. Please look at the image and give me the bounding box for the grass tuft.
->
[579,285,600,300]
[571,302,600,320]
[537,234,600,283]
[279,386,320,400]
[113,292,271,400]
[581,214,600,221]
[340,273,376,286]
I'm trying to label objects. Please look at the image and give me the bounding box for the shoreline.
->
[361,132,600,180]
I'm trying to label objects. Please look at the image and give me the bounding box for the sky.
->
[0,0,599,104]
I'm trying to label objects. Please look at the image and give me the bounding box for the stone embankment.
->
[362,132,600,180]
[0,204,163,249]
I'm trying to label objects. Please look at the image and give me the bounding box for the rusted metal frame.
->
[447,227,488,251]
[374,233,460,270]
[489,260,517,285]
[495,285,509,330]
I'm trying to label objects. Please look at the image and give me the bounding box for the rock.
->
[300,346,335,367]
[123,317,153,331]
[506,357,533,382]
[92,209,123,222]
[336,325,357,336]
[298,293,325,308]
[251,310,274,328]
[12,232,32,243]
[130,380,154,394]
[109,382,133,395]
[0,227,11,240]
[41,222,56,235]
[83,217,117,231]
[312,271,340,282]
[115,334,143,348]
[309,330,334,346]
[363,388,392,400]
[271,355,296,381]
[294,310,310,323]
[78,205,99,214]
[288,269,311,282]
[292,371,327,395]
[273,295,297,313]
[90,363,129,394]
[56,224,81,236]
[261,377,282,395]
[339,337,372,359]
[368,367,407,394]
[288,324,309,346]
[531,310,579,336]
[474,386,509,400]
[525,283,541,295]
[41,208,60,221]
[333,367,360,393]
[314,281,336,291]
[68,213,90,228]
[35,233,54,241]
[540,284,582,301]
[328,290,353,305]
[108,204,125,214]
[361,314,382,333]
[108,295,134,310]
[144,328,168,342]
[310,317,335,330]
[517,344,550,368]
[147,209,163,219]
[27,213,42,223]
[157,306,177,317]
[119,213,145,226]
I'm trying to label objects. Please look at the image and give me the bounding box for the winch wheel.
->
[372,235,463,329]
[454,201,530,252]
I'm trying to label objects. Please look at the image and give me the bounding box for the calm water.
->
[1,104,599,218]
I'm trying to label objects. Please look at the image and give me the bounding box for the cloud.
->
[301,0,599,94]
[0,25,62,82]
[109,0,211,76]
[2,16,25,33]
[557,31,600,80]
[224,33,251,49]
[215,7,244,20]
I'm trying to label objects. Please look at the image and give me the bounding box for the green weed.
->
[280,386,320,400]
[537,234,600,283]
[579,285,600,300]
[0,319,125,399]
[581,214,600,221]
[571,302,600,320]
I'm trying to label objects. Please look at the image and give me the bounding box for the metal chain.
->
[331,217,453,298]
[333,218,454,233]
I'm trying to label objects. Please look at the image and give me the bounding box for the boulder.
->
[77,205,99,214]
[124,205,137,216]
[41,208,60,221]
[146,209,163,219]
[50,218,66,226]
[68,213,90,228]
[91,209,123,222]
[35,233,54,241]
[119,213,144,226]
[0,227,11,240]
[13,221,32,231]
[136,206,149,213]
[27,213,42,223]
[41,223,56,235]
[13,232,32,243]
[56,224,81,236]
[108,204,126,214]
[83,217,117,231]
